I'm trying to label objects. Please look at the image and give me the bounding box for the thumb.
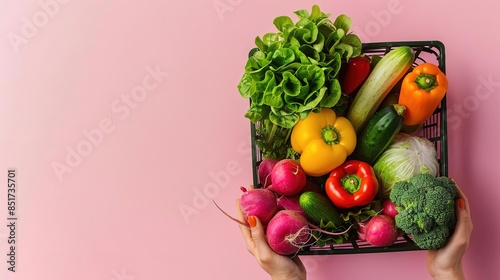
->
[454,198,473,240]
[445,198,472,253]
[248,216,275,257]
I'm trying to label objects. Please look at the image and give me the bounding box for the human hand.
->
[237,188,307,280]
[426,180,473,280]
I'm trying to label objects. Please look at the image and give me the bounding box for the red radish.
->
[382,199,398,219]
[364,215,398,247]
[277,195,306,218]
[258,158,279,188]
[266,210,310,255]
[357,221,367,241]
[269,159,306,196]
[239,187,278,226]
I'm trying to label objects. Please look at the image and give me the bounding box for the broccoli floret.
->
[435,176,459,197]
[395,210,434,233]
[408,172,437,190]
[425,187,456,225]
[411,225,451,250]
[389,173,457,250]
[388,181,412,206]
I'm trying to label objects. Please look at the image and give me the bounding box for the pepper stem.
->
[341,174,361,194]
[414,73,437,91]
[321,125,340,145]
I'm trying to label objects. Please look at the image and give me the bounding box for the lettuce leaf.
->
[237,5,363,159]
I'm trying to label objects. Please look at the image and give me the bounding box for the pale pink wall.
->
[0,0,498,279]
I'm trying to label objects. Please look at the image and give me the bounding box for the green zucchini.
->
[346,46,414,133]
[299,191,344,229]
[352,104,406,165]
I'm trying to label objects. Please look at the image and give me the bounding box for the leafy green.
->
[340,200,383,224]
[238,5,362,159]
[309,219,350,247]
[254,119,295,160]
[312,230,349,247]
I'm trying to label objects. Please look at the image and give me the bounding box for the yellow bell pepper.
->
[291,108,357,177]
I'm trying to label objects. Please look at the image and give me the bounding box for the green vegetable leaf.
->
[298,87,327,113]
[340,200,383,223]
[255,119,292,160]
[273,16,294,33]
[296,64,325,92]
[313,232,347,247]
[270,48,296,68]
[342,33,362,58]
[281,72,301,97]
[269,108,299,129]
[244,52,271,81]
[335,42,354,60]
[320,79,341,107]
[298,110,310,121]
[317,18,336,40]
[294,8,310,19]
[333,14,352,33]
[237,73,255,98]
[290,45,312,64]
[262,32,285,49]
[299,45,321,62]
[244,103,268,123]
[293,19,319,44]
[256,70,277,104]
[309,4,322,21]
[310,219,350,247]
[254,37,266,52]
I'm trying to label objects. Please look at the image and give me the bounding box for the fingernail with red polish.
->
[457,198,465,210]
[247,216,257,228]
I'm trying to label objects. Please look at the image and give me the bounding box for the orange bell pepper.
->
[398,63,448,126]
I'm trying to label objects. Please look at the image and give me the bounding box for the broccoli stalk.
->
[389,173,457,250]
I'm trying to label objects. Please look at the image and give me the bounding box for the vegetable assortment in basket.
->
[226,5,453,256]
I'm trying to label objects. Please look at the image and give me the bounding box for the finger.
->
[452,179,471,215]
[292,256,306,272]
[452,182,469,212]
[236,199,255,252]
[249,216,275,261]
[444,198,473,253]
[236,199,248,232]
[452,179,473,235]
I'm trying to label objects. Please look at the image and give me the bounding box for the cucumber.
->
[352,104,406,165]
[299,191,344,229]
[346,46,414,133]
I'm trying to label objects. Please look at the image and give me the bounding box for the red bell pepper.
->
[325,160,379,209]
[341,56,371,95]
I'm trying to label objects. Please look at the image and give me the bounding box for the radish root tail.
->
[212,199,250,229]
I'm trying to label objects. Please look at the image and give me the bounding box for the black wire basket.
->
[249,40,448,254]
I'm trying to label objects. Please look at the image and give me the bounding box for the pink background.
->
[1,0,499,279]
